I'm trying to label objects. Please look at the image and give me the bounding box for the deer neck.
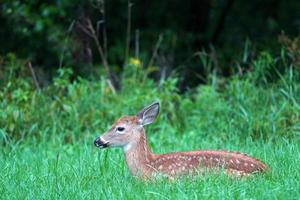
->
[123,129,154,178]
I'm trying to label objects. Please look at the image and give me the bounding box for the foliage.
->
[1,1,299,198]
[1,0,299,86]
[0,47,299,144]
[0,44,300,199]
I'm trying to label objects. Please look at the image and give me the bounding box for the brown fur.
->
[97,115,270,179]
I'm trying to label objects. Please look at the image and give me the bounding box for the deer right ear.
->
[137,102,160,126]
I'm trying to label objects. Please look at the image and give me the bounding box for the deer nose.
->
[94,137,102,147]
[94,137,100,146]
[94,137,109,148]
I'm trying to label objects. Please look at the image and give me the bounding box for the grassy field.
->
[0,132,299,199]
[1,53,300,199]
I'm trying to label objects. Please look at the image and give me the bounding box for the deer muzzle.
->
[94,137,109,148]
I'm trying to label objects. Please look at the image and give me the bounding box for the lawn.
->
[0,133,299,199]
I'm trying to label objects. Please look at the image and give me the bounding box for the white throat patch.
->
[123,143,132,152]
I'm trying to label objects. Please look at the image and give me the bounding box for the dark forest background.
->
[1,0,300,89]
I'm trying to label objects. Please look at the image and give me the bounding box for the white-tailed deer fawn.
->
[94,102,270,179]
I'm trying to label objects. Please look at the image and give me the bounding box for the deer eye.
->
[116,127,125,133]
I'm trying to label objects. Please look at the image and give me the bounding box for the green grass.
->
[1,52,300,199]
[0,135,299,199]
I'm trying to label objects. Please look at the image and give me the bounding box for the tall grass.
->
[0,48,300,199]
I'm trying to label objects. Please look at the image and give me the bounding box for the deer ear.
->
[137,102,160,126]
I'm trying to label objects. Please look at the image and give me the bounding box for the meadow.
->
[0,52,300,199]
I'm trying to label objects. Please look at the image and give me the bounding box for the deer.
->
[94,102,270,179]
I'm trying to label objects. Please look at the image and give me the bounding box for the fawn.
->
[94,102,270,179]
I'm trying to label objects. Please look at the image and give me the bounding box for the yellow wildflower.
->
[129,58,141,68]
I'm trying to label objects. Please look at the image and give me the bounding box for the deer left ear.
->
[137,102,160,126]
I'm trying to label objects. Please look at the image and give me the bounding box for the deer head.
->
[94,102,160,150]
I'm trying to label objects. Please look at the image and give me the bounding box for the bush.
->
[0,46,299,146]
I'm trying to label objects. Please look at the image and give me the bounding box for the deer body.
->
[94,102,269,179]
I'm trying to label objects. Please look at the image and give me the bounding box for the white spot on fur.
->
[236,159,240,164]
